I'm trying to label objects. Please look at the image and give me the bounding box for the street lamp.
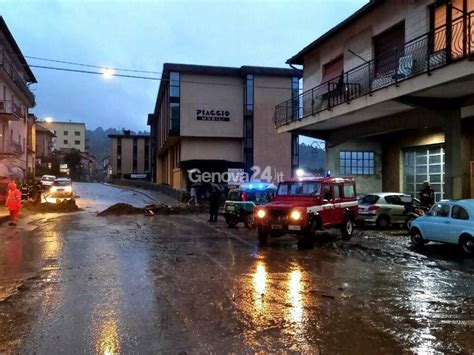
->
[101,67,114,79]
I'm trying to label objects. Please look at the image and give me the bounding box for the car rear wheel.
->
[376,215,390,229]
[225,218,238,228]
[460,235,474,255]
[258,228,268,247]
[410,228,426,247]
[341,217,354,240]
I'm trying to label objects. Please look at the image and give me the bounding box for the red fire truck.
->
[254,177,358,247]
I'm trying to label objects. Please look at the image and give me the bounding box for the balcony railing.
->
[274,11,474,128]
[0,49,35,105]
[0,100,25,119]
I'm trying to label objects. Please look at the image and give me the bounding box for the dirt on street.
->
[0,183,472,353]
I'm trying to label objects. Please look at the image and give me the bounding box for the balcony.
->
[0,49,35,106]
[0,100,24,121]
[275,12,474,128]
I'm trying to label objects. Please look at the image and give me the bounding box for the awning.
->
[9,166,24,180]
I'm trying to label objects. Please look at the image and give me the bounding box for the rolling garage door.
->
[403,145,445,202]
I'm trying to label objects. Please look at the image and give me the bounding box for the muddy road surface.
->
[0,183,472,353]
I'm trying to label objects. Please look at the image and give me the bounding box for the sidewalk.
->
[104,183,180,206]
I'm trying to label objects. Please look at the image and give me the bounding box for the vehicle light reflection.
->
[96,317,120,355]
[288,269,303,323]
[253,261,267,312]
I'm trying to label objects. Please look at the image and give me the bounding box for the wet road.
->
[0,183,473,353]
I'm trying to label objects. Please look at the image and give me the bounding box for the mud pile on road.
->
[97,203,208,217]
[22,199,81,213]
[97,203,144,216]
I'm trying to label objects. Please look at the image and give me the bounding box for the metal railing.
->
[274,12,474,128]
[0,100,25,119]
[0,49,35,105]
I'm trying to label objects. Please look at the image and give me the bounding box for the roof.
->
[35,123,55,136]
[39,121,86,126]
[162,63,302,78]
[108,134,150,139]
[0,16,37,83]
[287,0,383,65]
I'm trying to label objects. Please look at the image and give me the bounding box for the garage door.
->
[404,145,445,202]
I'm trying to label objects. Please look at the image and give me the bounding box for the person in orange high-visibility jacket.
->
[5,182,21,226]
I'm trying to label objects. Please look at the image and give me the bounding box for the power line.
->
[25,55,163,75]
[29,65,161,81]
[29,64,295,90]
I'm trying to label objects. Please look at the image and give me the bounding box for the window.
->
[74,140,80,145]
[344,184,355,198]
[64,131,68,136]
[169,71,180,136]
[277,182,321,196]
[321,185,333,200]
[64,139,68,144]
[244,74,254,172]
[429,203,450,217]
[361,194,380,204]
[452,206,469,220]
[340,151,374,175]
[170,72,180,97]
[75,131,81,136]
[373,22,405,76]
[334,185,342,199]
[291,133,299,175]
[291,76,300,119]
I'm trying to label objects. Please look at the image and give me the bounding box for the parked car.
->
[43,178,74,203]
[357,193,425,228]
[409,200,474,255]
[254,177,358,247]
[223,183,276,228]
[40,175,56,189]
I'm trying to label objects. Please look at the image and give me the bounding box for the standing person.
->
[208,186,221,223]
[5,182,22,226]
[419,181,435,208]
[188,184,198,206]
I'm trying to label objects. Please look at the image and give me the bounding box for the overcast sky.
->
[2,0,366,134]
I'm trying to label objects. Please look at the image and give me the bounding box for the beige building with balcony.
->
[275,0,474,200]
[0,17,37,180]
[109,131,151,179]
[148,63,301,191]
[41,121,87,153]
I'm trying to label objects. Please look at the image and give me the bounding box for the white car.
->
[43,178,74,203]
[40,175,56,188]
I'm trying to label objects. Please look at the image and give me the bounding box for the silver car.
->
[357,193,421,228]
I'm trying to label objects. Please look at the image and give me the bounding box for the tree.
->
[63,150,82,181]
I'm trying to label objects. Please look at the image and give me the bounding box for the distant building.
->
[108,130,151,179]
[147,63,301,191]
[35,123,55,158]
[41,121,86,152]
[26,113,36,178]
[0,16,37,180]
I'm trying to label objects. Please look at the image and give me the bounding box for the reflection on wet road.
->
[0,208,473,352]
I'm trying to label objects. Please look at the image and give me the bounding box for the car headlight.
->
[50,186,57,193]
[290,210,302,221]
[64,186,72,193]
[256,209,266,219]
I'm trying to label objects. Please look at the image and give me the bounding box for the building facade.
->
[148,63,301,191]
[109,131,151,179]
[274,0,474,200]
[35,123,55,159]
[41,121,87,152]
[0,17,37,180]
